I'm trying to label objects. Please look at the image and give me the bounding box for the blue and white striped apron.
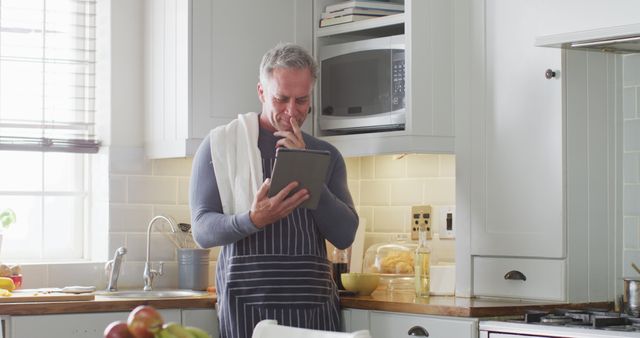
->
[216,157,340,338]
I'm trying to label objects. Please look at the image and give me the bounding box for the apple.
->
[104,321,134,338]
[127,305,164,338]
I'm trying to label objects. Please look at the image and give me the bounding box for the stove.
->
[480,309,640,338]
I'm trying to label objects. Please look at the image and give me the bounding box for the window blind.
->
[0,0,98,153]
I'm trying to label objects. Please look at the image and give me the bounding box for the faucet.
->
[143,215,179,291]
[105,247,127,292]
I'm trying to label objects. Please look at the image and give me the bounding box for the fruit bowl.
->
[341,272,380,296]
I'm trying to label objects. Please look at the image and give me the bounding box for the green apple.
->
[163,322,194,338]
[185,326,210,338]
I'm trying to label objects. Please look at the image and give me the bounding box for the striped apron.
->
[216,157,340,338]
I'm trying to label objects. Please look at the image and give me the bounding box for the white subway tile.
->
[375,155,406,179]
[109,175,127,203]
[153,205,192,225]
[424,178,456,205]
[624,87,637,119]
[360,157,375,179]
[623,250,640,277]
[406,154,439,178]
[624,184,640,216]
[47,262,104,289]
[439,155,456,178]
[625,153,640,184]
[125,233,177,262]
[117,261,145,289]
[373,206,408,232]
[128,176,177,204]
[347,179,360,206]
[624,217,639,250]
[108,233,127,259]
[19,264,48,289]
[623,54,640,87]
[153,158,193,177]
[389,180,424,206]
[109,147,152,175]
[358,207,374,232]
[360,180,390,206]
[109,205,153,232]
[177,177,190,205]
[344,157,361,180]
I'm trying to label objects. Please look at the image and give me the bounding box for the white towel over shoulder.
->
[210,112,263,214]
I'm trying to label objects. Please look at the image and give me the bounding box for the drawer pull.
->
[408,326,429,336]
[504,270,527,281]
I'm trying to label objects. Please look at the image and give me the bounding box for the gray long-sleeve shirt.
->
[189,125,359,250]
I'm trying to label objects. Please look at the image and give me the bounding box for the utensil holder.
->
[178,248,210,291]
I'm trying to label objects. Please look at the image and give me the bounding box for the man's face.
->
[258,67,313,132]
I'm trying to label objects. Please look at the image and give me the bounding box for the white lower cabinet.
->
[341,308,478,338]
[5,308,218,338]
[181,308,218,337]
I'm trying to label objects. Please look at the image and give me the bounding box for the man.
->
[189,43,358,338]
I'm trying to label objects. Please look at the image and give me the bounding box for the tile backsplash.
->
[20,148,455,289]
[345,154,456,264]
[624,53,640,277]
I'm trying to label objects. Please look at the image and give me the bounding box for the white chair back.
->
[251,320,372,338]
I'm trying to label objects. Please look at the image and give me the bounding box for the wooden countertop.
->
[0,294,217,316]
[0,290,610,318]
[339,291,612,317]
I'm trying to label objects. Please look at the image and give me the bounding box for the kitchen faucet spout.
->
[105,246,127,292]
[143,215,178,291]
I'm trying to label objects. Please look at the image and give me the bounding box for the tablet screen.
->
[267,148,331,209]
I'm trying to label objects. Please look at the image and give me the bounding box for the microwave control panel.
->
[392,50,405,111]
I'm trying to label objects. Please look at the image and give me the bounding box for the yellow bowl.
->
[341,273,380,296]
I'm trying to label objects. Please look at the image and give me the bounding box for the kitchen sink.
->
[96,289,208,299]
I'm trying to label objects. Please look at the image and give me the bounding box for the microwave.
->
[318,35,405,133]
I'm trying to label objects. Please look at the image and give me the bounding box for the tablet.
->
[267,148,331,210]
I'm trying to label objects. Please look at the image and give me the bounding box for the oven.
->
[480,309,640,338]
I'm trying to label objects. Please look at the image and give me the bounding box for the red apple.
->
[127,305,164,338]
[104,321,134,338]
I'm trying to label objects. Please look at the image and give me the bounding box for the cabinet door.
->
[191,0,314,139]
[369,311,477,338]
[9,310,180,338]
[181,308,218,337]
[469,0,564,257]
[145,0,313,158]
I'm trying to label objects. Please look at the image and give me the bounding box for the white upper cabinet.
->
[457,0,619,302]
[144,0,312,158]
[469,0,564,258]
[312,0,455,157]
[533,0,640,37]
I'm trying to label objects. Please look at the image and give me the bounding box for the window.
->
[0,0,97,261]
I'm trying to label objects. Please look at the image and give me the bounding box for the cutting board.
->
[0,290,95,303]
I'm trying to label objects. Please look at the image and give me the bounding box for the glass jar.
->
[363,234,417,293]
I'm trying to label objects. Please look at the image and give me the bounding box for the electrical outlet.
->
[438,206,455,239]
[410,205,432,241]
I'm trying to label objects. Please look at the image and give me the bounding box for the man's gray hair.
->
[259,42,318,85]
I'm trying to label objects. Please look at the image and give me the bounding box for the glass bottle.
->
[414,224,431,298]
[332,247,350,290]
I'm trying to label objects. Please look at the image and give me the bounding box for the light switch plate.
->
[410,205,432,241]
[438,206,455,239]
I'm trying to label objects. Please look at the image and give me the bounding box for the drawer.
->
[369,311,478,338]
[473,256,565,301]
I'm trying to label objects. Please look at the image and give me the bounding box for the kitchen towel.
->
[210,112,263,214]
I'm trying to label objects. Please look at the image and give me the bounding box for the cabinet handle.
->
[544,69,557,79]
[504,270,527,281]
[408,326,429,336]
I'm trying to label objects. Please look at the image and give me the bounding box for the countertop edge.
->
[0,296,217,316]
